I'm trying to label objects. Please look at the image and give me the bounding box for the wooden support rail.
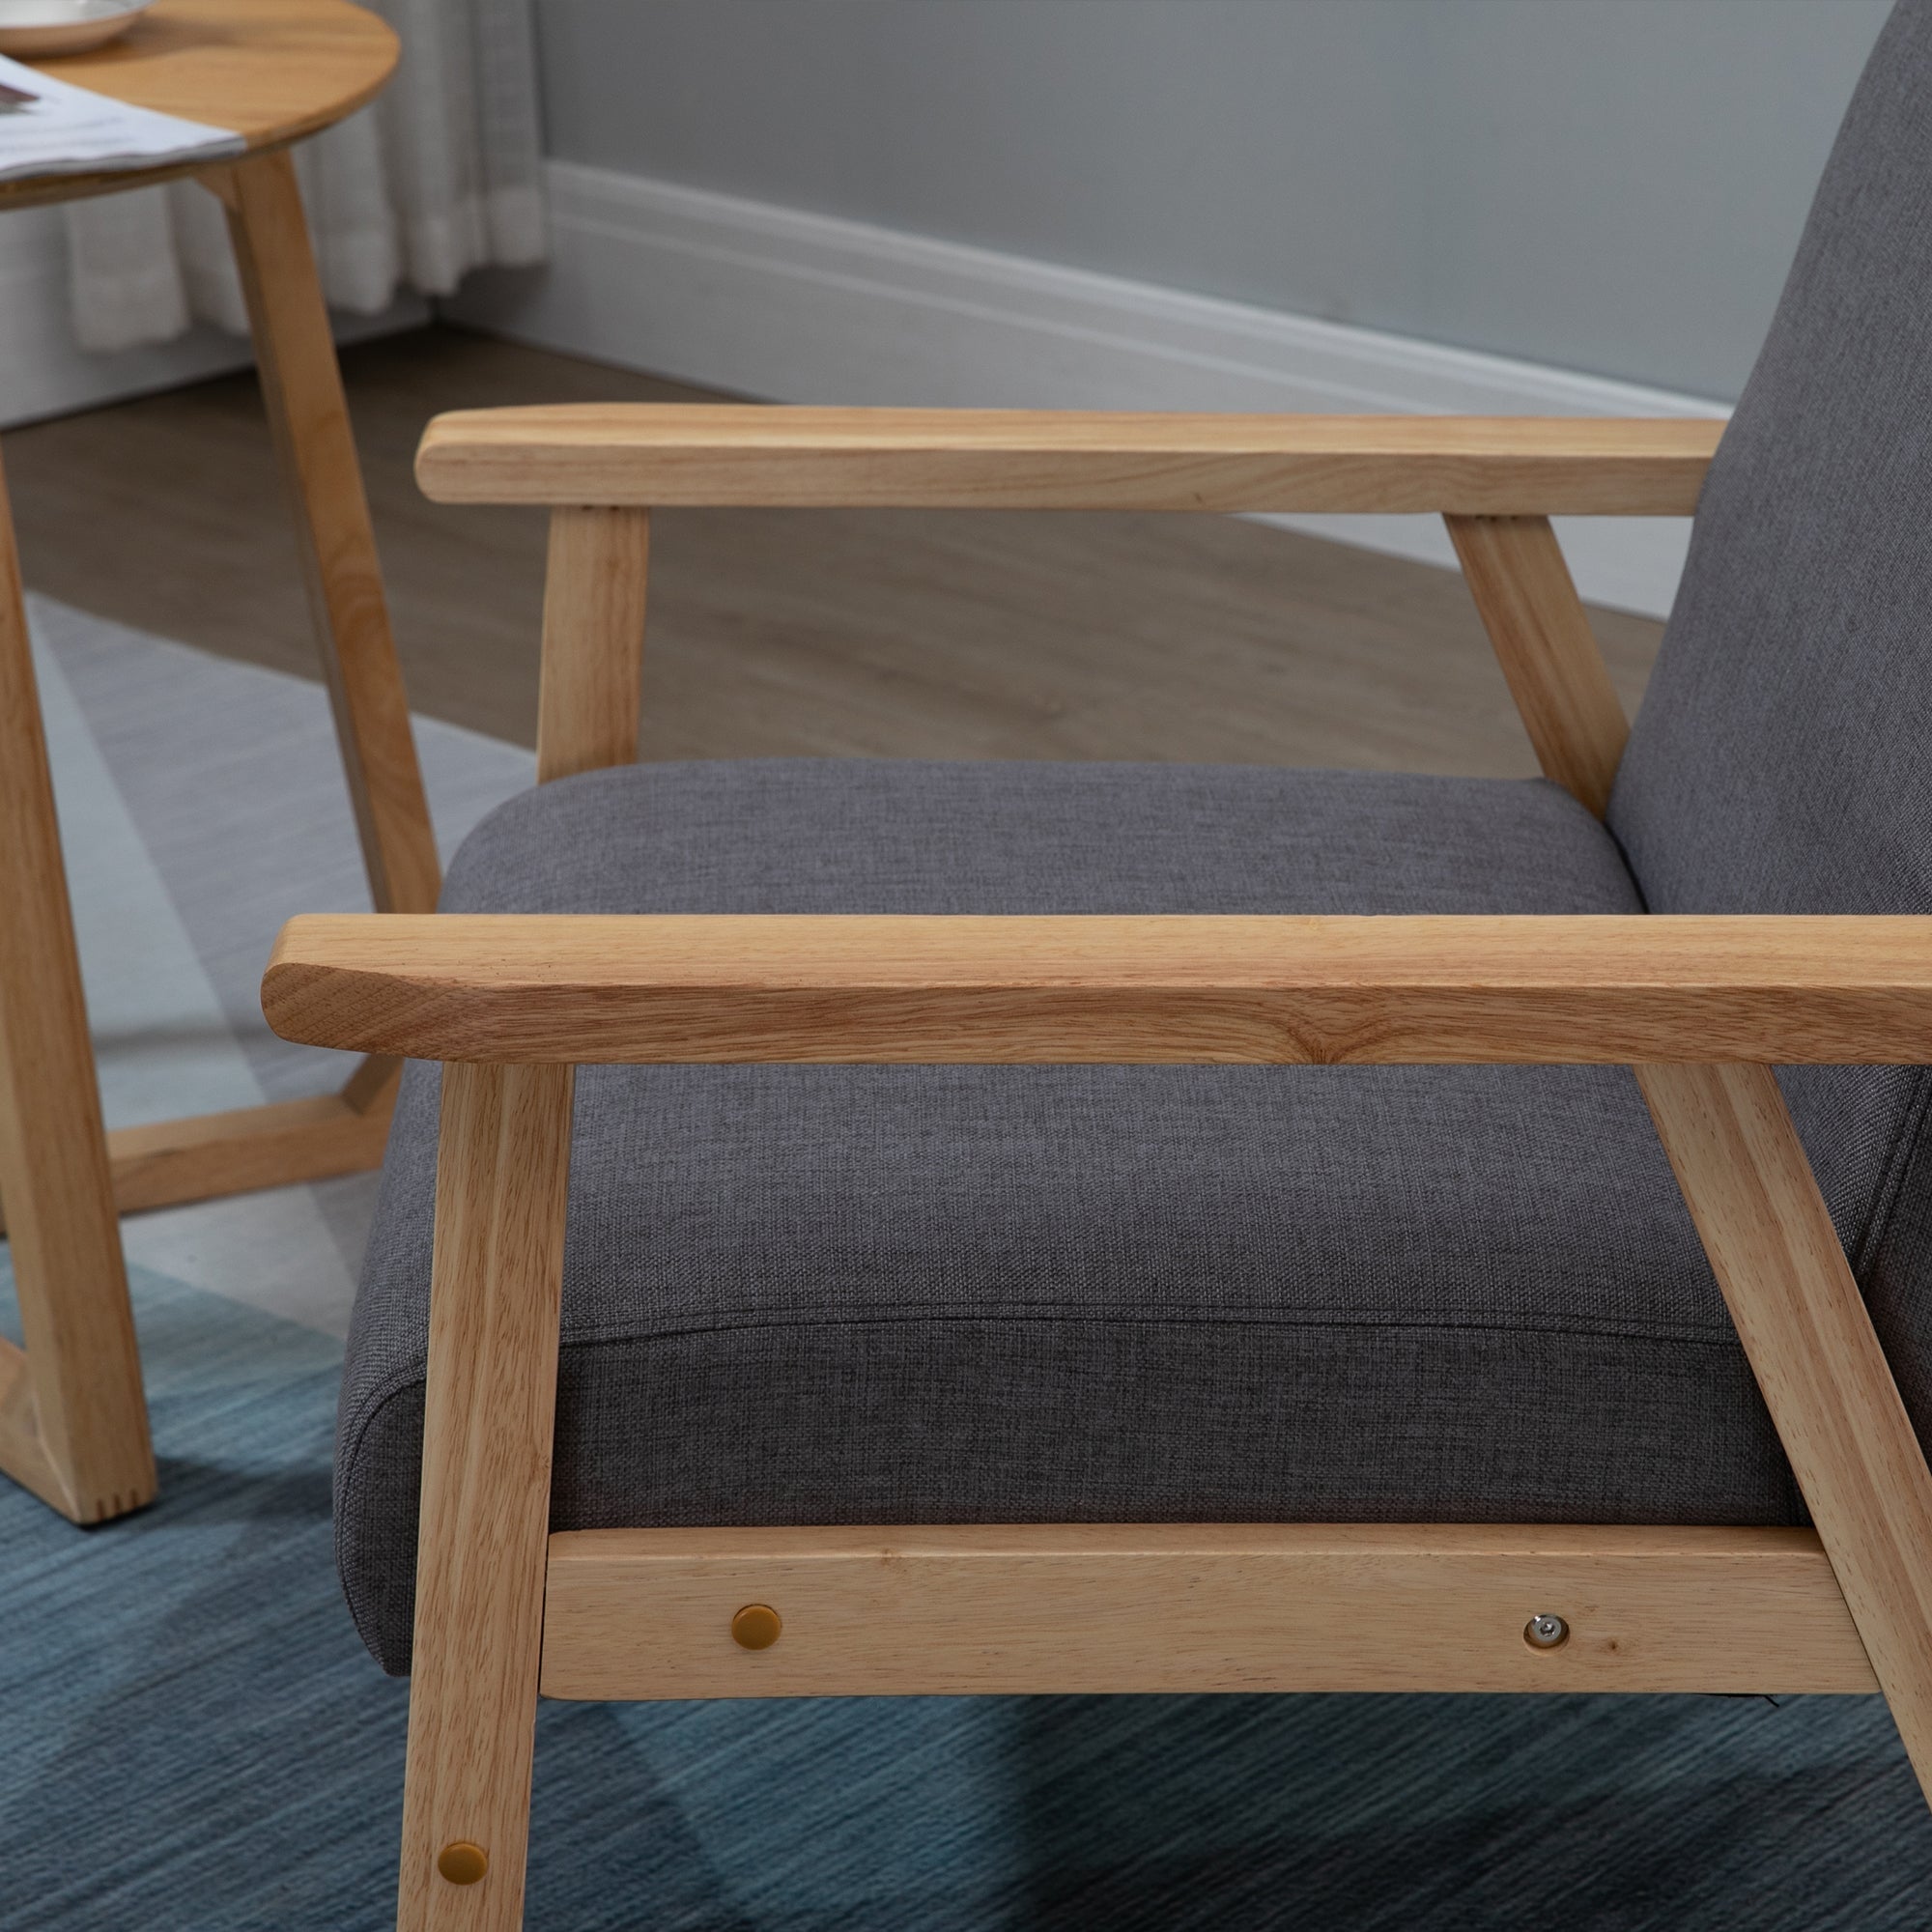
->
[539,1522,1875,1701]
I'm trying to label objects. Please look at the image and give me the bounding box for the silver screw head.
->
[1524,1612,1570,1649]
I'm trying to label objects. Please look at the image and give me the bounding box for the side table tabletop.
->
[0,0,439,1524]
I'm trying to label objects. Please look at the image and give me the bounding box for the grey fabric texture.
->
[1608,0,1932,1445]
[338,760,1797,1673]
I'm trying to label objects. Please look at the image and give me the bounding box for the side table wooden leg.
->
[0,447,155,1525]
[207,149,441,918]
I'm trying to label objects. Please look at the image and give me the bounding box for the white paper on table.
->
[0,48,241,183]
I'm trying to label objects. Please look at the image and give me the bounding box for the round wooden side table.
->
[0,0,440,1524]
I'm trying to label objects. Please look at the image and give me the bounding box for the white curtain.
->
[63,0,546,353]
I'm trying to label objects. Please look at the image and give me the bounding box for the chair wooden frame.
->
[262,406,1932,1930]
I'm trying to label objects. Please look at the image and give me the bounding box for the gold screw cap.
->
[438,1842,489,1886]
[731,1603,782,1650]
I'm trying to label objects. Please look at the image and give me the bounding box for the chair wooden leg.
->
[1637,1063,1932,1800]
[398,1062,575,1932]
[0,447,155,1525]
[209,149,441,919]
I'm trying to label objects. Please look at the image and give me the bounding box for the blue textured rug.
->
[5,604,1932,1928]
[6,1267,1932,1930]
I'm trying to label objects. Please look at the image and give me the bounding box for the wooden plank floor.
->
[4,326,1664,771]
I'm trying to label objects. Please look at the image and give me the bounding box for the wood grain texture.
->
[0,449,154,1525]
[219,146,440,917]
[539,1522,1873,1700]
[535,507,651,783]
[262,912,1932,1065]
[1637,1064,1932,1801]
[1444,514,1630,816]
[398,1062,574,1932]
[415,407,1721,514]
[0,0,398,211]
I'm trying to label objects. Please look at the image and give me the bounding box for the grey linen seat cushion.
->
[337,759,1798,1673]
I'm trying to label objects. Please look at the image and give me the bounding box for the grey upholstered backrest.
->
[1608,0,1932,1423]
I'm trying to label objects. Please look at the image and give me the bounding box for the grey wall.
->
[531,0,1894,401]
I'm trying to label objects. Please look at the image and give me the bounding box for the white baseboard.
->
[0,204,425,431]
[443,162,1733,620]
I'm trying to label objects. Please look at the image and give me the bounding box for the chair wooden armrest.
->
[424,406,1723,814]
[262,911,1932,1066]
[415,406,1722,515]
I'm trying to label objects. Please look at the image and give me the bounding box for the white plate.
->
[0,0,156,59]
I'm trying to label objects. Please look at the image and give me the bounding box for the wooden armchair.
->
[264,13,1932,1922]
